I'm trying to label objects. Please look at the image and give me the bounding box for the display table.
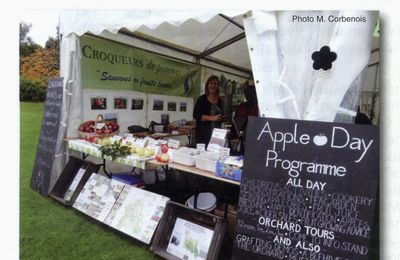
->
[68,139,240,185]
[132,130,195,147]
[67,139,240,218]
[168,163,240,186]
[68,139,151,170]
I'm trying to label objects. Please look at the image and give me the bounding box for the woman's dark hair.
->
[204,75,220,96]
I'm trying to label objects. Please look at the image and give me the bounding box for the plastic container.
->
[185,192,217,212]
[171,147,198,166]
[215,161,242,182]
[111,172,144,186]
[195,152,219,172]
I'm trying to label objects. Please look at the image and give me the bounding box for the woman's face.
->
[207,79,219,95]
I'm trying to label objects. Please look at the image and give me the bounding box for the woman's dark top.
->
[193,94,223,145]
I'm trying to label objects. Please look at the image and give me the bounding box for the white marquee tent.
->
[52,10,378,192]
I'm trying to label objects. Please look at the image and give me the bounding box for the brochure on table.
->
[207,128,228,154]
[104,185,170,244]
[166,218,214,260]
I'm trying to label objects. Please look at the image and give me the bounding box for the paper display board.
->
[31,78,63,195]
[234,117,379,260]
[207,128,227,153]
[73,174,125,222]
[63,168,86,201]
[166,218,214,260]
[104,185,170,244]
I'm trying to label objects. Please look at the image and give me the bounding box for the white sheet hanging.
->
[243,10,377,122]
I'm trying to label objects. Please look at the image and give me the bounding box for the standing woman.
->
[193,75,224,146]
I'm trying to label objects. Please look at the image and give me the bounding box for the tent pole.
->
[218,14,244,30]
[196,32,246,59]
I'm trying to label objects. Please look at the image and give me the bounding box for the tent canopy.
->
[60,10,251,73]
[51,10,379,195]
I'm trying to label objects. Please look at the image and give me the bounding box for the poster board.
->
[234,117,379,259]
[166,217,214,259]
[104,185,170,244]
[31,78,63,195]
[73,174,125,222]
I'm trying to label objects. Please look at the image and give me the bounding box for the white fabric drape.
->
[49,34,82,191]
[244,10,377,122]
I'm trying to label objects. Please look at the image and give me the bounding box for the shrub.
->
[20,78,47,102]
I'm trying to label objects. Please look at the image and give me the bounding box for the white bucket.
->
[185,192,217,212]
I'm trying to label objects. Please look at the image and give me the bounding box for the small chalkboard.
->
[233,117,379,260]
[30,78,63,196]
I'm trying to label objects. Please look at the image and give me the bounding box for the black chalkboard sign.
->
[234,117,379,260]
[30,78,63,196]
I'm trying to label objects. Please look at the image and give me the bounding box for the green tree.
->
[19,22,42,57]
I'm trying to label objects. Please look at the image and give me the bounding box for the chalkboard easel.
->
[30,78,63,196]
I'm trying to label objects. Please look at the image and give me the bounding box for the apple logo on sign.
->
[313,134,328,146]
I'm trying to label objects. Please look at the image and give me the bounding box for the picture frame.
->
[131,99,144,110]
[114,97,127,109]
[168,102,177,111]
[180,102,187,112]
[153,100,164,111]
[91,97,107,110]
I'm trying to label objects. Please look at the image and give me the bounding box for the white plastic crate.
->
[171,151,195,166]
[195,152,219,172]
[171,147,198,166]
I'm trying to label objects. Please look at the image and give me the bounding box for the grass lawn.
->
[20,102,159,259]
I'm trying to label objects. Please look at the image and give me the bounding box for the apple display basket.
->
[78,114,119,139]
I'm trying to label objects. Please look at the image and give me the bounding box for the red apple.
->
[160,153,169,163]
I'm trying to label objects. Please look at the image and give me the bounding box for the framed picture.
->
[114,97,127,109]
[131,99,144,110]
[167,102,177,111]
[153,100,164,111]
[180,102,187,112]
[91,97,107,110]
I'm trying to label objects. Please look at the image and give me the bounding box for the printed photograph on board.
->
[153,100,164,111]
[91,97,107,110]
[180,102,187,112]
[114,97,127,109]
[166,218,214,260]
[168,102,177,111]
[131,99,144,110]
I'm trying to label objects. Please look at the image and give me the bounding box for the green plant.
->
[100,141,131,160]
[19,78,46,102]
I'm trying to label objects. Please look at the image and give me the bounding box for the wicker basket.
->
[78,114,119,139]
